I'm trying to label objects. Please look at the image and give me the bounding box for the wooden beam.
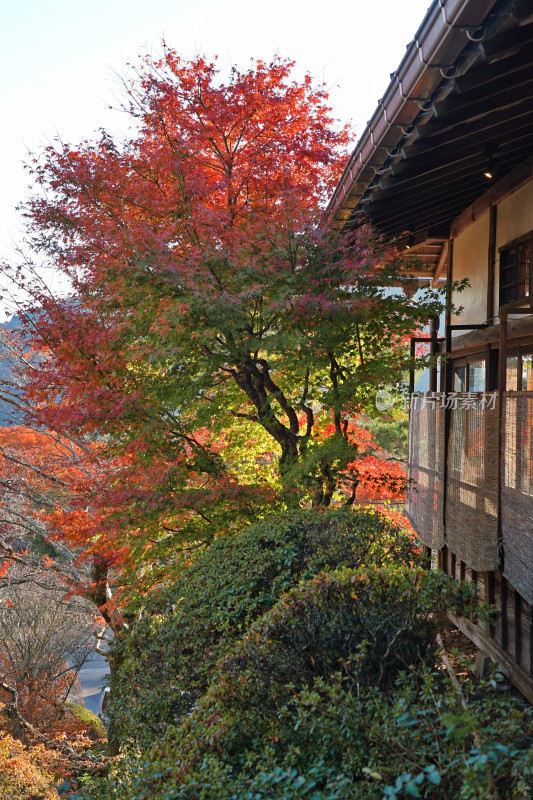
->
[432,241,449,287]
[453,45,533,96]
[449,312,533,354]
[374,114,533,204]
[448,612,533,705]
[451,155,533,238]
[370,142,533,233]
[376,102,533,196]
[414,80,533,141]
[372,161,486,211]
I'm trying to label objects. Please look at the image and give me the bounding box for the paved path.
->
[76,652,109,714]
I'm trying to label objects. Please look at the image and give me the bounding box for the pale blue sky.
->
[1,0,431,261]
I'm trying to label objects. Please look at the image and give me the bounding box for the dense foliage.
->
[120,667,533,800]
[0,712,107,800]
[83,508,528,800]
[4,52,451,585]
[110,563,531,800]
[0,48,527,800]
[111,508,420,748]
[0,733,59,800]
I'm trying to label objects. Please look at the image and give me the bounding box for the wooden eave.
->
[328,0,533,286]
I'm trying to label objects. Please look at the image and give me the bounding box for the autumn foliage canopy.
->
[2,51,447,592]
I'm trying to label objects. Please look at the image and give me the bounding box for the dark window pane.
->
[454,365,466,392]
[500,236,532,306]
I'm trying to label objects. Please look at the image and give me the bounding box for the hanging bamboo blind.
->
[502,392,533,605]
[408,391,533,585]
[406,395,445,550]
[407,392,499,570]
[445,397,499,572]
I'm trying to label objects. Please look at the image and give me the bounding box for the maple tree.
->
[0,324,279,757]
[0,330,115,617]
[0,324,276,673]
[0,52,463,773]
[0,410,136,753]
[2,51,450,582]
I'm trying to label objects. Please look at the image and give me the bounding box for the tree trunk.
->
[105,646,123,757]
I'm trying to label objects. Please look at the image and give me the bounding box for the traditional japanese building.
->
[328,0,533,700]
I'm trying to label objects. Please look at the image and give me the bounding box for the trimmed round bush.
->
[111,508,419,747]
[117,565,485,800]
[132,671,531,800]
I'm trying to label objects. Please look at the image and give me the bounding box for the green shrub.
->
[61,771,110,800]
[111,508,419,747]
[116,565,487,799]
[188,669,532,800]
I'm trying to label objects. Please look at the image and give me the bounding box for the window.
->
[504,348,533,496]
[506,356,518,391]
[499,232,533,307]
[453,358,486,392]
[451,357,487,479]
[469,361,486,392]
[506,349,533,391]
[454,365,466,392]
[523,354,533,390]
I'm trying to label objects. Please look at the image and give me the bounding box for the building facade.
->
[329,0,533,698]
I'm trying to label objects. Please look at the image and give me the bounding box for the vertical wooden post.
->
[487,204,497,323]
[409,338,416,397]
[501,575,508,651]
[440,545,448,574]
[430,315,439,392]
[515,590,522,666]
[488,571,495,639]
[442,239,454,549]
[498,308,507,572]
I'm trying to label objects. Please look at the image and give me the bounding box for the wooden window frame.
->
[452,353,487,392]
[499,230,533,308]
[504,346,533,497]
[505,346,533,392]
[450,354,487,478]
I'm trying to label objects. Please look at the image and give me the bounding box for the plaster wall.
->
[451,212,489,334]
[496,180,533,249]
[494,180,533,316]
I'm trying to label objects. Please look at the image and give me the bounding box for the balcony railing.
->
[407,391,533,605]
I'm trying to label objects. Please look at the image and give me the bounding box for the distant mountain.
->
[0,316,24,425]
